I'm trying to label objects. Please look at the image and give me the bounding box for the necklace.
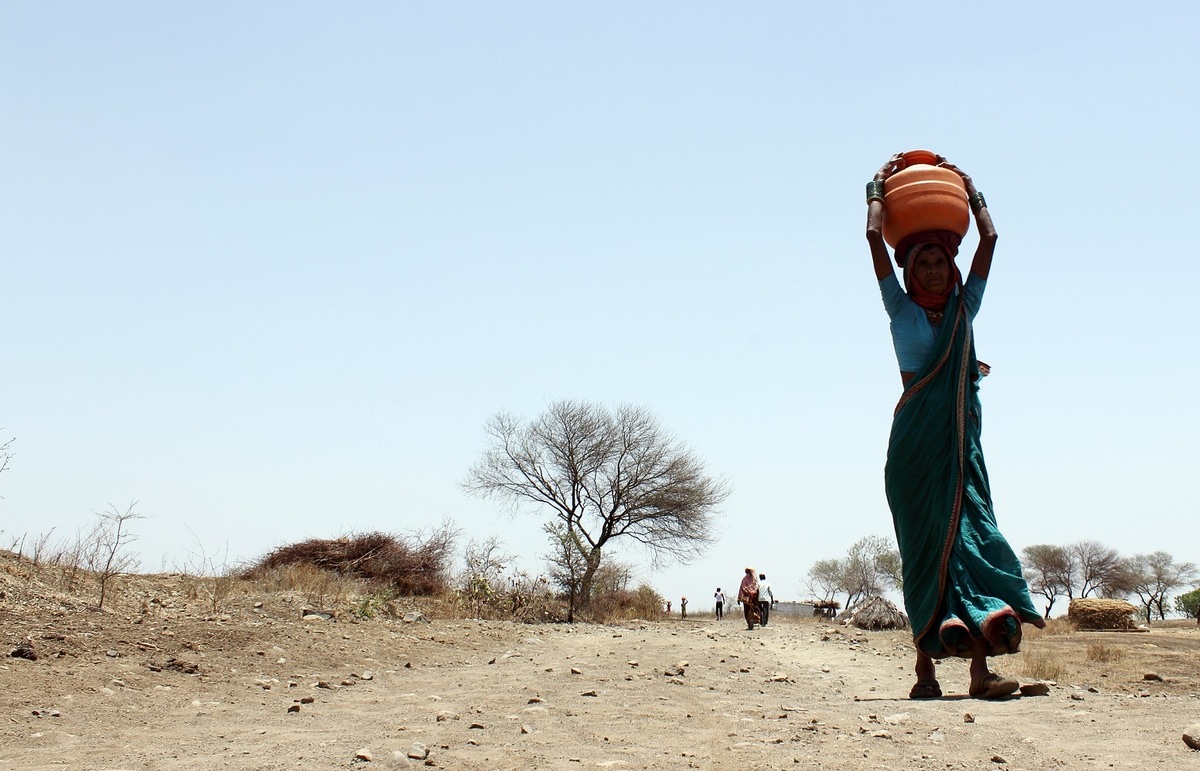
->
[925,309,944,326]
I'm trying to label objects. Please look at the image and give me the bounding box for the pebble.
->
[1184,723,1200,750]
[406,742,429,760]
[1019,683,1050,697]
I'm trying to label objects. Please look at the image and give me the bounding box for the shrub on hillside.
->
[241,525,457,596]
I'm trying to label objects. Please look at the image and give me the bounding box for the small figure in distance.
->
[757,573,775,627]
[737,568,760,630]
[714,587,725,620]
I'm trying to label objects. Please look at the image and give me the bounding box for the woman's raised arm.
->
[866,153,904,280]
[940,161,997,280]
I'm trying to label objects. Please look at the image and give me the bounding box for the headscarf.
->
[896,229,963,312]
[738,568,759,604]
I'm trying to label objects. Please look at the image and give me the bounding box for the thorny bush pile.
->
[240,530,454,596]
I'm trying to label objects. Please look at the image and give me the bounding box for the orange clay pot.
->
[881,150,970,249]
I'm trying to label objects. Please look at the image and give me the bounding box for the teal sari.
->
[885,286,1040,659]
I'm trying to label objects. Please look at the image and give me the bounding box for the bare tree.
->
[806,535,901,611]
[85,502,145,609]
[1122,552,1199,622]
[805,558,843,604]
[1069,540,1122,598]
[542,523,589,620]
[1022,544,1073,618]
[0,432,13,482]
[465,401,728,615]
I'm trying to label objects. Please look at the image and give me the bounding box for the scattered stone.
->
[354,748,373,761]
[402,612,429,624]
[991,755,1007,764]
[1143,672,1163,681]
[1019,683,1050,697]
[360,670,374,681]
[768,672,790,682]
[527,696,544,704]
[521,724,532,734]
[163,658,200,674]
[316,681,336,690]
[300,696,315,704]
[106,650,119,658]
[1183,723,1200,750]
[302,609,336,621]
[1069,693,1085,701]
[435,710,459,722]
[581,690,599,697]
[406,742,429,760]
[10,643,37,661]
[870,730,892,739]
[570,667,583,675]
[963,713,975,723]
[469,722,486,730]
[287,705,300,713]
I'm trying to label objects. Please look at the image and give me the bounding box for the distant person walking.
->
[714,588,725,620]
[680,596,688,618]
[737,568,760,630]
[757,573,775,627]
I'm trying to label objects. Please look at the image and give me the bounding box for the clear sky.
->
[3,4,1198,610]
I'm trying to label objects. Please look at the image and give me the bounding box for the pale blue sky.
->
[3,4,1197,608]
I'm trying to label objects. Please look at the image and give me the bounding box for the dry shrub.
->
[1016,648,1069,682]
[583,584,665,623]
[240,526,457,597]
[252,562,359,608]
[1086,641,1123,664]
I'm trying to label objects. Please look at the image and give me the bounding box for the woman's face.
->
[911,245,951,293]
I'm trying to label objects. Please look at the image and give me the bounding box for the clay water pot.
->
[882,150,969,248]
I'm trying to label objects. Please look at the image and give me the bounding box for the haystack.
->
[1068,598,1138,630]
[840,595,909,631]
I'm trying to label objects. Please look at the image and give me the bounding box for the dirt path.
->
[4,586,1200,771]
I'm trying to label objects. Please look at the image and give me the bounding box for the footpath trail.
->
[3,590,1200,770]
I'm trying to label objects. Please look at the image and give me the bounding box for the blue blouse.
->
[879,272,986,373]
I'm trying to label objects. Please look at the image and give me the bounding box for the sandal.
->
[969,673,1019,700]
[909,679,942,699]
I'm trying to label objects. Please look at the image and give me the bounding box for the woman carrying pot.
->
[865,152,1045,700]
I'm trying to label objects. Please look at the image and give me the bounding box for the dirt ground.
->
[3,559,1200,770]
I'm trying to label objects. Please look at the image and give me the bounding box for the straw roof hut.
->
[840,595,909,631]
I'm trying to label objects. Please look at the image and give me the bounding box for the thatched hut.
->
[840,595,909,631]
[1067,598,1139,630]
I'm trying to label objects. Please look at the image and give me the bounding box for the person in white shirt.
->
[713,588,725,620]
[757,574,775,626]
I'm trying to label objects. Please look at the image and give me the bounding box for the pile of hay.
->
[840,595,909,631]
[1068,597,1139,630]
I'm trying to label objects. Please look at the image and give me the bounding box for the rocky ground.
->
[3,557,1200,770]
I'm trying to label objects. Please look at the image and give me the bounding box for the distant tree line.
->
[805,536,1199,625]
[1021,541,1197,622]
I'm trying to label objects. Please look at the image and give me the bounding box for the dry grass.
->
[1085,640,1123,663]
[1015,649,1070,682]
